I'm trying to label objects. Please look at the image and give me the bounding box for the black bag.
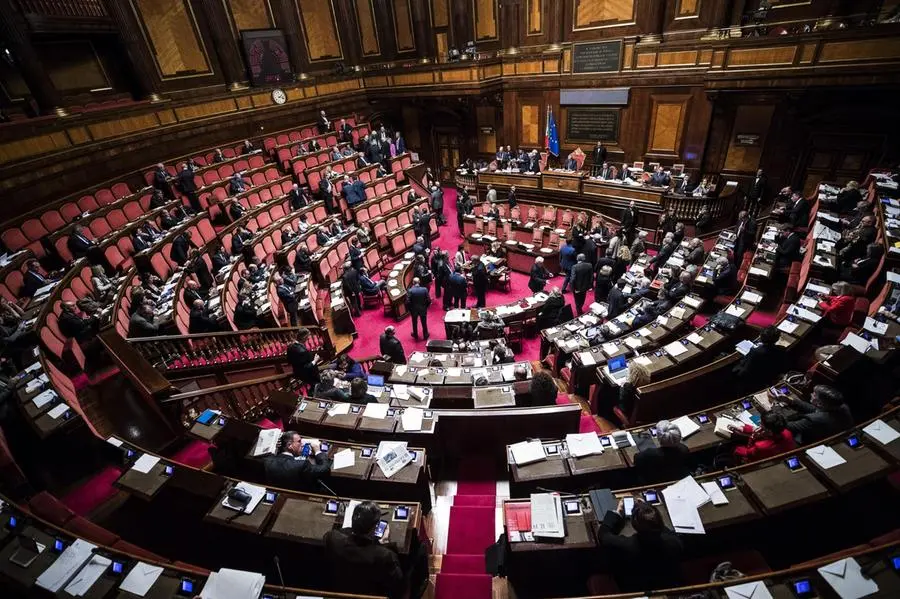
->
[709,312,742,332]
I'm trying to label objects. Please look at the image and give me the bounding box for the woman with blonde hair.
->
[616,361,650,420]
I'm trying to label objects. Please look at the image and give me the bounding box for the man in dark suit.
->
[342,263,362,316]
[506,185,517,209]
[733,326,785,382]
[128,304,159,338]
[784,385,853,444]
[448,266,467,309]
[323,501,407,599]
[785,191,810,228]
[607,279,628,319]
[649,166,670,187]
[176,164,201,213]
[317,110,330,134]
[596,499,684,592]
[430,185,445,225]
[620,201,638,242]
[570,254,594,315]
[379,326,407,364]
[152,163,173,199]
[338,118,353,143]
[182,279,204,306]
[591,141,607,167]
[288,183,307,210]
[170,230,193,266]
[536,287,565,329]
[287,329,320,385]
[231,227,251,257]
[395,132,406,154]
[527,150,541,173]
[732,210,754,265]
[496,146,510,168]
[664,272,692,303]
[264,431,331,490]
[745,168,768,216]
[406,278,431,340]
[528,256,551,294]
[229,201,246,222]
[711,256,736,296]
[675,173,697,195]
[233,292,259,330]
[276,273,299,326]
[58,302,97,343]
[775,225,801,267]
[319,175,336,214]
[188,299,219,334]
[685,238,705,266]
[67,225,95,260]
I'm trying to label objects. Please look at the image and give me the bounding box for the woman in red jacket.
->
[816,281,855,327]
[730,412,797,463]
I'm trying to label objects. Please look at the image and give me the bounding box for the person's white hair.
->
[535,256,544,264]
[638,231,648,239]
[663,233,674,243]
[656,420,682,447]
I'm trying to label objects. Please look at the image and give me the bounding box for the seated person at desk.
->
[536,287,565,328]
[360,267,386,295]
[316,227,333,246]
[486,202,501,220]
[816,281,855,328]
[733,326,786,382]
[332,354,364,381]
[838,215,876,263]
[128,302,159,338]
[314,370,351,402]
[633,420,690,484]
[475,310,505,338]
[263,432,331,490]
[67,225,96,259]
[294,247,312,274]
[629,231,648,260]
[22,259,58,298]
[564,152,578,170]
[685,238,705,266]
[784,384,852,444]
[824,180,862,213]
[297,213,310,233]
[324,501,414,599]
[487,240,506,259]
[596,499,684,592]
[233,291,259,330]
[648,165,671,187]
[675,172,697,195]
[649,233,676,268]
[615,362,650,423]
[58,301,99,343]
[519,370,558,407]
[709,256,737,297]
[188,299,220,334]
[380,326,407,364]
[182,279,204,305]
[784,191,810,228]
[489,339,514,364]
[730,412,796,463]
[631,289,671,329]
[695,206,712,233]
[839,242,883,285]
[350,378,378,404]
[664,271,693,303]
[528,256,552,293]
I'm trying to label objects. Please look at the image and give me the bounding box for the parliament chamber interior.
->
[2,0,900,598]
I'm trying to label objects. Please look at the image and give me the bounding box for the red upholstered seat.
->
[28,491,76,526]
[67,515,119,546]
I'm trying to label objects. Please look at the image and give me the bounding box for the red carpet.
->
[170,440,213,469]
[436,458,496,599]
[61,466,123,516]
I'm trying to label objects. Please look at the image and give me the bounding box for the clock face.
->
[272,88,286,104]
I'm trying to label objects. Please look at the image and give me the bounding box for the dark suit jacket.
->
[537,294,565,326]
[787,197,810,227]
[528,264,550,293]
[339,124,353,142]
[776,232,801,266]
[319,178,334,207]
[607,286,626,318]
[183,289,203,306]
[592,146,607,165]
[620,207,636,231]
[342,268,361,295]
[686,246,705,266]
[571,262,594,294]
[177,169,197,193]
[170,235,191,266]
[786,400,853,444]
[713,264,737,294]
[189,307,219,334]
[597,510,684,592]
[396,137,406,154]
[317,116,329,134]
[289,189,307,209]
[22,270,48,297]
[323,528,405,599]
[59,312,92,341]
[380,334,407,364]
[67,234,94,259]
[406,285,431,314]
[263,452,330,490]
[633,444,691,484]
[234,302,258,330]
[733,342,786,381]
[287,342,320,384]
[747,174,768,201]
[128,313,158,338]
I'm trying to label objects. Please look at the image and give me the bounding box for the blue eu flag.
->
[546,106,560,157]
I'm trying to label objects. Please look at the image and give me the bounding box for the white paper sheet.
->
[119,562,164,596]
[741,291,762,304]
[686,332,704,345]
[841,332,875,354]
[252,428,281,457]
[400,407,424,431]
[31,389,57,409]
[724,581,774,599]
[701,482,729,506]
[362,403,389,419]
[748,267,768,276]
[664,476,710,509]
[778,320,800,334]
[332,448,356,471]
[799,296,819,309]
[376,441,408,459]
[735,340,755,356]
[670,415,700,439]
[47,403,69,419]
[624,336,643,349]
[725,305,746,317]
[106,436,124,447]
[327,403,351,417]
[682,296,701,308]
[805,445,847,470]
[788,305,822,323]
[63,554,111,596]
[664,495,705,535]
[863,317,888,336]
[579,351,596,366]
[131,454,161,474]
[36,539,97,592]
[664,341,688,357]
[342,500,361,528]
[601,342,618,356]
[862,419,900,445]
[509,440,546,465]
[565,433,604,457]
[200,568,265,599]
[221,482,266,514]
[817,557,879,599]
[887,271,900,284]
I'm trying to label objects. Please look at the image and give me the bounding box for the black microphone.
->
[272,555,287,596]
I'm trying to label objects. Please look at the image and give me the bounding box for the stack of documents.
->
[565,433,604,457]
[362,403,389,419]
[200,568,266,599]
[862,419,899,445]
[509,440,546,465]
[252,428,280,457]
[131,454,161,474]
[376,441,413,478]
[841,332,878,355]
[36,539,98,592]
[401,407,424,431]
[332,448,355,471]
[662,476,710,535]
[63,554,111,596]
[529,493,565,539]
[670,415,701,439]
[714,415,740,438]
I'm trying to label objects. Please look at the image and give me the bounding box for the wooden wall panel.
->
[573,0,635,30]
[35,41,109,91]
[727,46,797,67]
[527,0,542,35]
[393,0,416,52]
[818,38,900,63]
[647,95,690,156]
[0,132,70,164]
[521,104,540,146]
[432,0,448,27]
[474,0,499,41]
[724,105,775,173]
[132,0,210,77]
[476,105,496,153]
[174,99,238,121]
[676,0,699,17]
[355,0,380,56]
[227,0,273,31]
[295,0,343,61]
[88,114,161,140]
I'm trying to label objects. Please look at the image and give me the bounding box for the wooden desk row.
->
[443,291,550,337]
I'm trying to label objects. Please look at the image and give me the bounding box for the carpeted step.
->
[447,506,496,554]
[170,439,212,469]
[453,495,496,507]
[441,553,486,574]
[434,572,492,599]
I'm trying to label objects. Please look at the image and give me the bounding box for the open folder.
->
[529,493,565,539]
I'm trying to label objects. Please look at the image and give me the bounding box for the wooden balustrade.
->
[161,373,294,427]
[16,0,106,17]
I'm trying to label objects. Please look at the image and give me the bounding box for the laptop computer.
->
[367,374,385,395]
[607,355,628,380]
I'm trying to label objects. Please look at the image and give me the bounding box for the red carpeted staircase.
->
[435,460,496,599]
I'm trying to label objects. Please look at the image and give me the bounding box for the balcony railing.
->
[17,0,106,17]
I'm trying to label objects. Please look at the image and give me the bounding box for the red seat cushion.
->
[67,515,119,546]
[28,491,75,526]
[112,539,167,562]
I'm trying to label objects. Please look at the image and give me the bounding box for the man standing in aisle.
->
[570,254,594,315]
[406,277,431,340]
